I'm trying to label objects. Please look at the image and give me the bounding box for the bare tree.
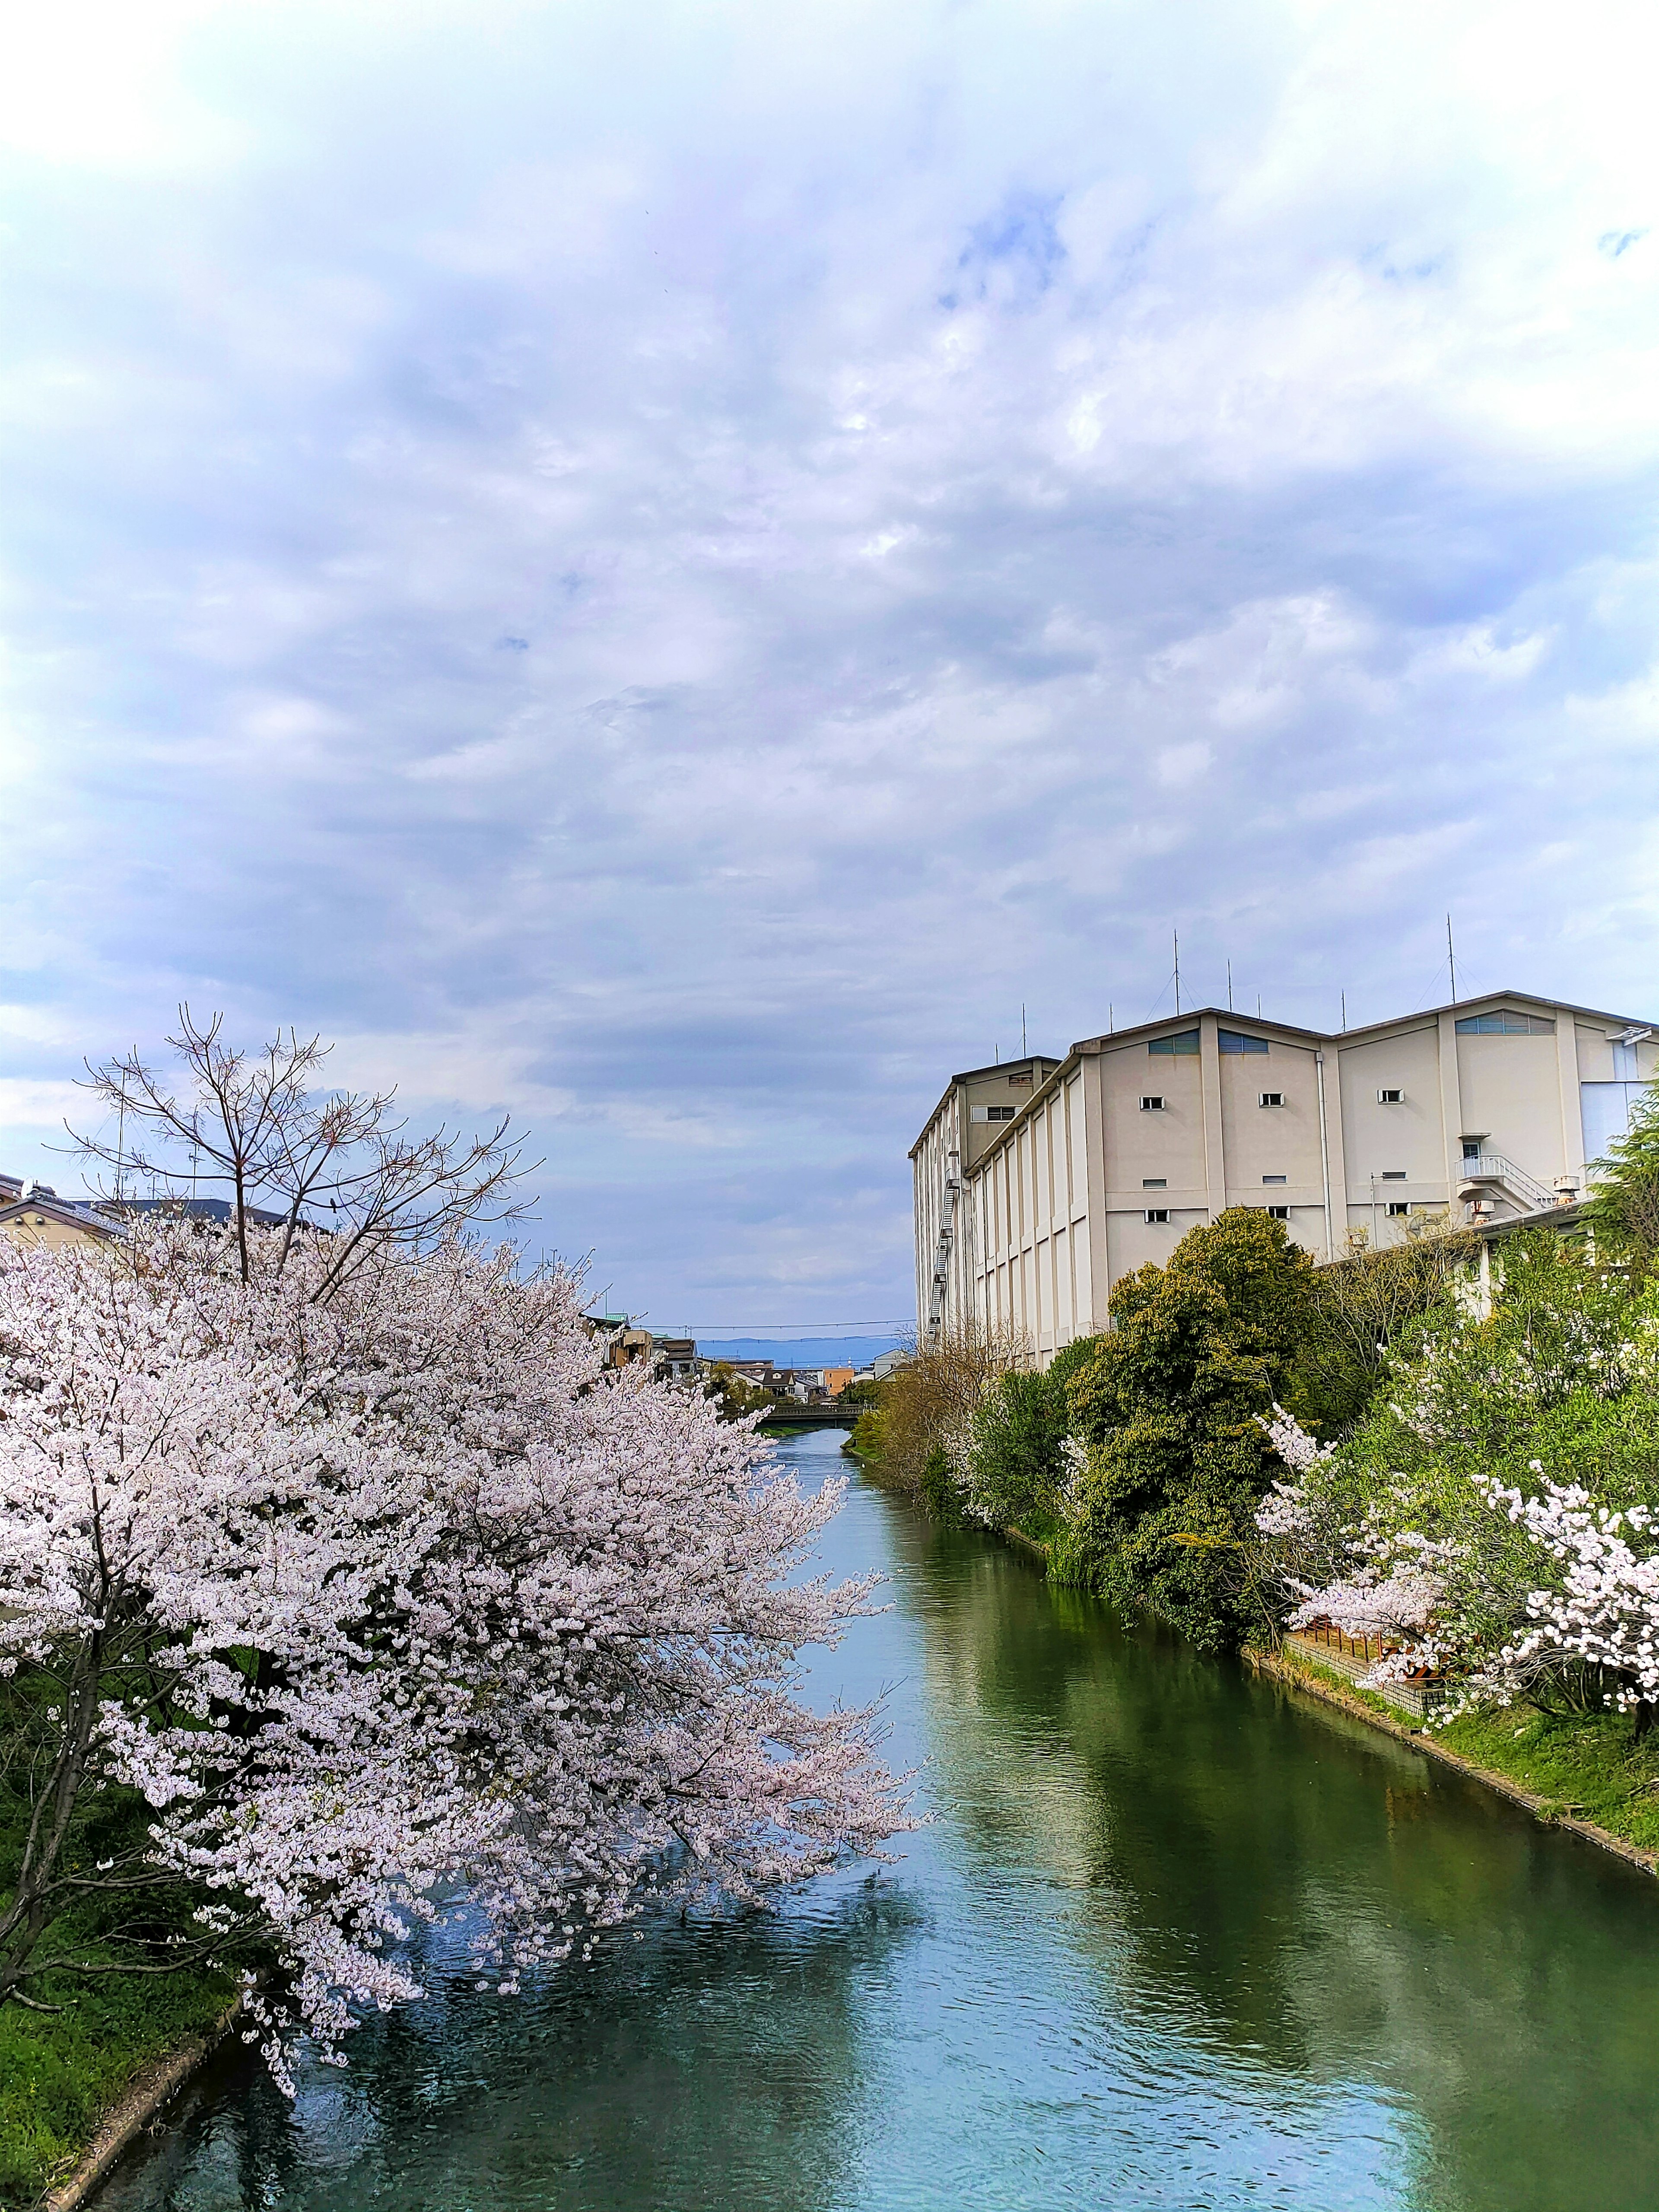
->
[69,1008,534,1293]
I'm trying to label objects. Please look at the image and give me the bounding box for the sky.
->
[2,0,1657,1335]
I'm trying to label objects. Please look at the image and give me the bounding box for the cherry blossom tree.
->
[0,1225,908,2080]
[1470,1471,1659,1734]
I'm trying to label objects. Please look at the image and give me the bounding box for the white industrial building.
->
[910,991,1655,1364]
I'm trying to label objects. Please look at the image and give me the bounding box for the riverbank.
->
[1249,1643,1659,1876]
[846,1440,1659,1877]
[0,1958,238,2210]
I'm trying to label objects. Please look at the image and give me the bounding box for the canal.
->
[101,1428,1659,2212]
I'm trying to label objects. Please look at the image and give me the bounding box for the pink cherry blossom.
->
[0,1225,910,2082]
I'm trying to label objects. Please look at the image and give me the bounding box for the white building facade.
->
[910,992,1655,1364]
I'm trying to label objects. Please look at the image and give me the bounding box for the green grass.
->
[0,1959,238,2209]
[1436,1701,1659,1853]
[0,1773,246,2208]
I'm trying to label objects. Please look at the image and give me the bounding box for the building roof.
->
[923,989,1657,1173]
[905,1054,1064,1159]
[0,1194,118,1242]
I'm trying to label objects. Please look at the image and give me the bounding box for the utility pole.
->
[1446,912,1458,1004]
[1173,928,1181,1015]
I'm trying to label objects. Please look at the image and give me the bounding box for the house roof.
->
[0,1195,118,1242]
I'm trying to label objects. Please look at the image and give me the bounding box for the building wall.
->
[921,992,1657,1367]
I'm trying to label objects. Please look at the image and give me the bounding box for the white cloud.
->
[1,0,1657,1313]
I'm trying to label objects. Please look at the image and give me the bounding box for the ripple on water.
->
[98,1434,1659,2212]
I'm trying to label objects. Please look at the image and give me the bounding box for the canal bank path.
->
[92,1428,1659,2212]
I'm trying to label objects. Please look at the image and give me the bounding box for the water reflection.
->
[102,1431,1659,2212]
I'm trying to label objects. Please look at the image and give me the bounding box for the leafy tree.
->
[1060,1211,1320,1649]
[960,1337,1102,1531]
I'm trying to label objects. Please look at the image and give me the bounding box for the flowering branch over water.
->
[0,1227,910,2083]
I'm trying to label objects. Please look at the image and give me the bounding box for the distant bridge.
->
[758,1405,860,1430]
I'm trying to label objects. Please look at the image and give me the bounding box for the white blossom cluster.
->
[1471,1469,1659,1713]
[0,1227,908,2080]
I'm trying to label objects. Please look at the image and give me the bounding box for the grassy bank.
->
[1267,1643,1659,1868]
[0,1958,238,2208]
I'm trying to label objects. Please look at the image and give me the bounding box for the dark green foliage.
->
[1586,1079,1659,1270]
[1062,1211,1320,1649]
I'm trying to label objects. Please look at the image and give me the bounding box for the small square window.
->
[1381,1170,1406,1181]
[1462,1139,1483,1160]
[1377,1088,1403,1104]
[1259,1091,1284,1107]
[1386,1201,1409,1217]
[1262,1175,1287,1185]
[1144,1208,1170,1224]
[1142,1177,1167,1189]
[1140,1095,1166,1112]
[1267,1205,1290,1220]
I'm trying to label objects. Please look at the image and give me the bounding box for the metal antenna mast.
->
[1173,928,1181,1015]
[1227,958,1233,1011]
[1446,912,1458,1004]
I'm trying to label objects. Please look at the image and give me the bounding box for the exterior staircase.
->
[925,1145,962,1348]
[1456,1148,1559,1217]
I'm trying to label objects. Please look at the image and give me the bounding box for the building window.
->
[1142,1177,1167,1189]
[1267,1205,1290,1220]
[1454,1011,1554,1035]
[971,1104,1017,1124]
[1381,1170,1406,1181]
[1140,1095,1166,1112]
[1462,1138,1483,1161]
[1218,1029,1268,1054]
[1259,1090,1284,1107]
[1377,1088,1403,1104]
[1386,1201,1410,1217]
[1147,1029,1200,1055]
[1262,1175,1287,1185]
[1144,1208,1170,1224]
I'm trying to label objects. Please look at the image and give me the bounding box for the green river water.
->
[100,1429,1659,2212]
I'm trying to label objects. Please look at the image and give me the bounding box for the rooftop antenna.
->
[1341,991,1348,1032]
[1021,1003,1027,1058]
[1446,912,1458,1004]
[1256,994,1262,1018]
[1173,928,1181,1016]
[1227,958,1233,1012]
[114,1074,127,1205]
[1109,1003,1114,1033]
